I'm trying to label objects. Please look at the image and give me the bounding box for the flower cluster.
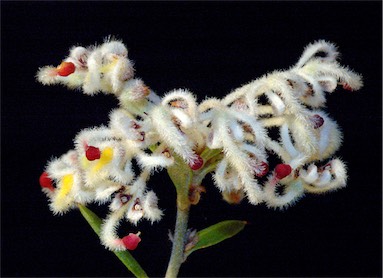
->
[37,38,362,251]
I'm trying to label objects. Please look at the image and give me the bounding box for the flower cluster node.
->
[37,38,362,250]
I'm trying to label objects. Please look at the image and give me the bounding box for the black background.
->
[1,1,382,277]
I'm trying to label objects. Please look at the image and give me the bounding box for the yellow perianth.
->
[93,147,114,172]
[57,174,74,198]
[81,156,91,169]
[100,59,118,74]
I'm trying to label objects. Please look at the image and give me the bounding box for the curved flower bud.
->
[67,46,90,69]
[263,178,305,209]
[142,191,163,223]
[150,105,198,166]
[295,40,339,68]
[300,158,347,193]
[100,205,129,251]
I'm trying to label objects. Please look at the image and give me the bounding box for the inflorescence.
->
[37,38,362,251]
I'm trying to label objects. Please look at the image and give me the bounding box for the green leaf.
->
[78,204,102,235]
[78,204,148,278]
[184,220,247,258]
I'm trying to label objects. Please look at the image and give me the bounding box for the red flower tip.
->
[122,233,141,250]
[189,155,203,170]
[254,161,269,177]
[275,164,292,180]
[56,61,76,77]
[310,114,324,129]
[39,172,55,191]
[342,83,353,91]
[131,122,141,129]
[86,146,101,161]
[139,131,145,141]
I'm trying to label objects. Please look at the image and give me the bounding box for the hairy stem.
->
[166,154,194,278]
[165,204,190,278]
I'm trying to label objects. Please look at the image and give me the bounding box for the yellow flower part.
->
[57,174,74,199]
[52,174,75,213]
[81,156,91,169]
[100,59,118,92]
[93,147,114,172]
[100,58,118,74]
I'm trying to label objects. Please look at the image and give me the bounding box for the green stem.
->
[164,148,223,277]
[165,154,194,278]
[165,204,190,278]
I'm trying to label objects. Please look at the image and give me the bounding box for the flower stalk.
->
[165,203,190,278]
[165,154,193,277]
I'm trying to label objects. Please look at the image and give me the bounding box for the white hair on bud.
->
[313,170,332,187]
[170,108,193,129]
[109,108,144,141]
[299,164,319,184]
[95,183,121,204]
[150,106,197,165]
[100,40,128,58]
[136,152,174,171]
[110,58,134,93]
[67,46,89,69]
[74,126,114,150]
[317,76,338,93]
[295,40,339,68]
[280,123,299,158]
[264,91,286,115]
[212,159,233,192]
[294,71,327,108]
[100,207,127,251]
[119,79,149,102]
[126,197,144,225]
[303,60,363,91]
[316,112,343,160]
[229,120,245,142]
[263,179,305,209]
[162,89,198,120]
[215,115,264,204]
[36,66,58,85]
[242,179,264,205]
[302,158,348,194]
[82,48,102,95]
[142,191,163,223]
